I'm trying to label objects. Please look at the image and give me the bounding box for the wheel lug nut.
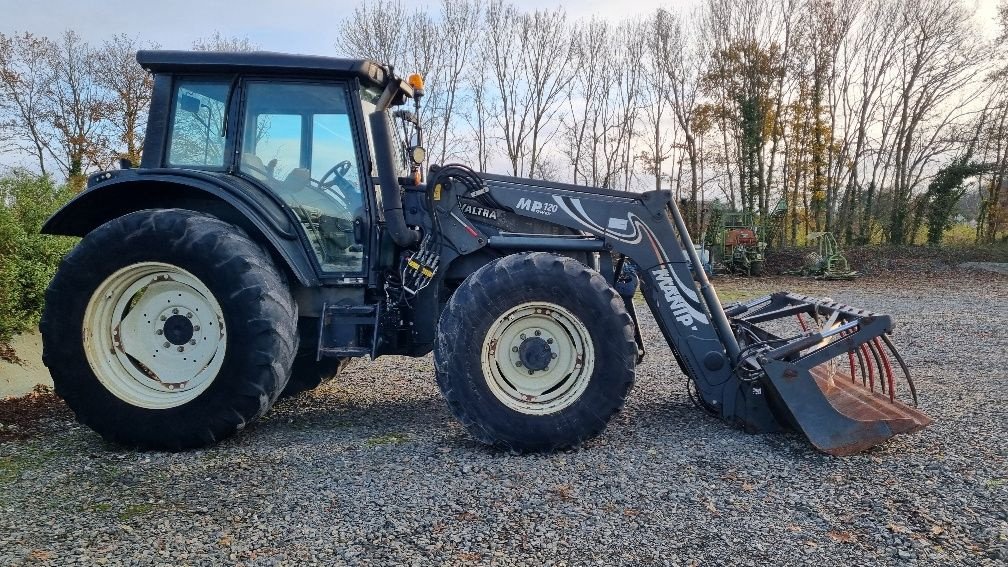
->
[520,333,526,340]
[186,312,193,319]
[512,346,518,352]
[163,342,170,348]
[189,339,196,345]
[551,353,557,359]
[156,329,163,335]
[528,370,534,375]
[515,361,523,367]
[534,330,541,336]
[546,338,553,344]
[160,315,167,321]
[177,346,184,352]
[194,325,201,332]
[172,308,179,315]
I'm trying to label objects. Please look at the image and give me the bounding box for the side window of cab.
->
[167,79,229,168]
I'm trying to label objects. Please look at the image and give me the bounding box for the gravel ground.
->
[1,272,1005,566]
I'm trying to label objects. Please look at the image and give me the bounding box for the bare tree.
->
[656,8,707,231]
[336,0,409,66]
[485,2,578,177]
[640,14,677,190]
[884,0,987,244]
[431,0,481,164]
[192,32,259,52]
[0,32,55,174]
[93,34,157,165]
[43,30,112,185]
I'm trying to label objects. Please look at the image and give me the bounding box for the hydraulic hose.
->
[369,111,420,247]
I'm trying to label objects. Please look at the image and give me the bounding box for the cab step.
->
[317,303,380,360]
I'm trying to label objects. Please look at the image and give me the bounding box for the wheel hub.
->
[162,314,194,346]
[83,262,227,409]
[518,336,552,372]
[481,302,594,415]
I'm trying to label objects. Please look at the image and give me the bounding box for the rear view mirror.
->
[179,94,202,114]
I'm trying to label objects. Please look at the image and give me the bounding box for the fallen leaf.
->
[887,523,909,534]
[551,484,574,500]
[29,550,53,561]
[705,500,719,515]
[829,531,857,543]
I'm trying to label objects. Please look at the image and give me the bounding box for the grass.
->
[119,503,154,521]
[0,444,57,484]
[366,432,409,446]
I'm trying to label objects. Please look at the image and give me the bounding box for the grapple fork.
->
[726,293,931,456]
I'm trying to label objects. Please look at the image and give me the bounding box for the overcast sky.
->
[3,0,995,55]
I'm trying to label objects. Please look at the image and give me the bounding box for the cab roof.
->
[136,50,390,88]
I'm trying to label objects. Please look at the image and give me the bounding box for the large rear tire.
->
[40,209,297,450]
[435,252,636,451]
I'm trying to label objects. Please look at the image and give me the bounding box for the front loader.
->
[38,50,929,455]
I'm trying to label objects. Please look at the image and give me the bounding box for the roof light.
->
[407,73,425,92]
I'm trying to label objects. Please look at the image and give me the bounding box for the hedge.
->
[0,171,77,345]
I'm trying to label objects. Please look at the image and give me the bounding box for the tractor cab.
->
[131,50,419,278]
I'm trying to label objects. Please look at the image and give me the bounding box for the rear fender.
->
[41,170,320,287]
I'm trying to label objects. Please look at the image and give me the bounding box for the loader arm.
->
[428,171,930,455]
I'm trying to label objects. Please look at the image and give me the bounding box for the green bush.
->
[0,172,77,344]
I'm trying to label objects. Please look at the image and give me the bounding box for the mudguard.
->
[41,168,320,286]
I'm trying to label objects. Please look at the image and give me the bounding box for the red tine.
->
[874,337,896,403]
[859,343,875,392]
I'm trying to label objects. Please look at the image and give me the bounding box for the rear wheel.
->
[435,252,636,451]
[41,209,297,450]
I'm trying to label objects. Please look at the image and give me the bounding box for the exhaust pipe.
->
[369,111,420,248]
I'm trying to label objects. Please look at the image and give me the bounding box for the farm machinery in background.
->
[702,207,773,276]
[790,231,858,280]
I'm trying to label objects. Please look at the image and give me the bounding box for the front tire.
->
[41,209,297,450]
[435,252,636,451]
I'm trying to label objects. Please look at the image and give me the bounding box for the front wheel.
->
[435,252,636,451]
[41,209,297,450]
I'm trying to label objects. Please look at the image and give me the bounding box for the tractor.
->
[39,51,929,455]
[706,209,767,276]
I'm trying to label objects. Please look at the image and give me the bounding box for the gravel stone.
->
[0,272,1005,566]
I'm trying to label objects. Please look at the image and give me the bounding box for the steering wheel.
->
[312,160,356,201]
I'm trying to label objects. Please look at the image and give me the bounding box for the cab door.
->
[237,80,372,277]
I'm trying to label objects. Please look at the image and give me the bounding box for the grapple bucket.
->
[726,293,931,456]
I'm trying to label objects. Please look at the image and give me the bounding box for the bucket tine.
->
[882,334,919,406]
[875,337,896,403]
[854,344,868,388]
[859,343,875,392]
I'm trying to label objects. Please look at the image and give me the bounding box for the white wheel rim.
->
[83,262,227,409]
[481,302,594,415]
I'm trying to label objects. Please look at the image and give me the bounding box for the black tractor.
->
[40,51,929,454]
